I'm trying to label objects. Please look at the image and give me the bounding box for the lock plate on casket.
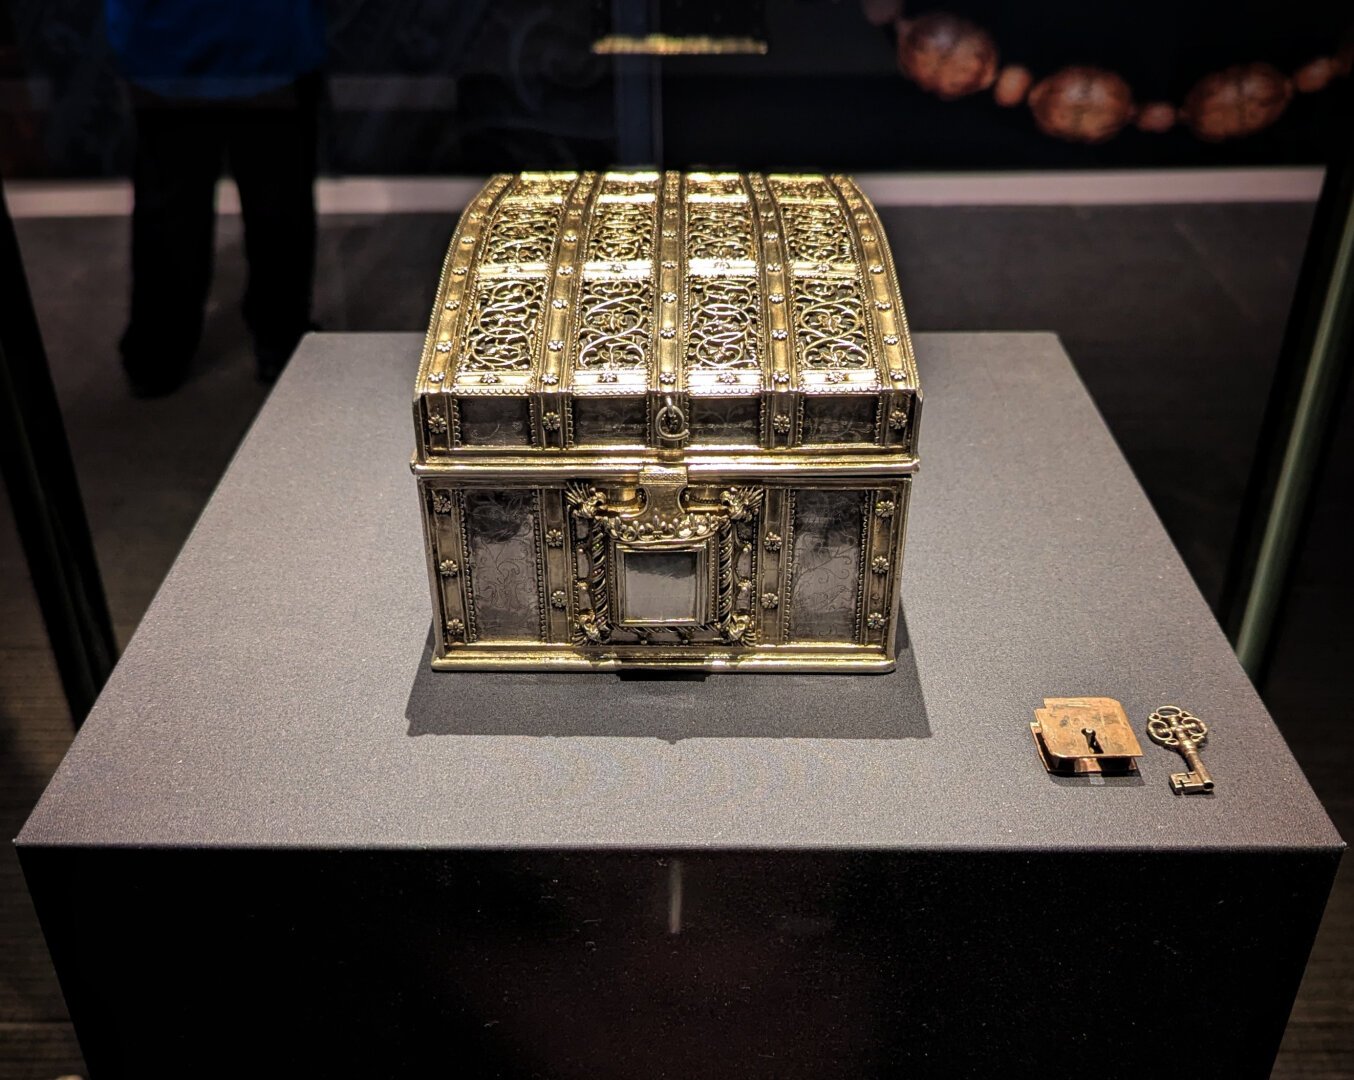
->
[568,465,760,643]
[411,171,921,671]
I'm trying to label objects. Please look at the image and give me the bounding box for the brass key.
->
[1146,706,1214,794]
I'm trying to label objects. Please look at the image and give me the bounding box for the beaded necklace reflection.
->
[859,3,1351,143]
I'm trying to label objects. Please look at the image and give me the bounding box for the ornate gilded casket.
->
[412,171,920,671]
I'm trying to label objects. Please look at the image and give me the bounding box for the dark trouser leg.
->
[121,93,222,395]
[227,75,319,379]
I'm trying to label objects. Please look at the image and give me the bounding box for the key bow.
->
[1146,705,1208,748]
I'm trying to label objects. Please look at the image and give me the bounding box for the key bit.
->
[1146,705,1214,794]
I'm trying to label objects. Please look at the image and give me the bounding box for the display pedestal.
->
[20,332,1341,1078]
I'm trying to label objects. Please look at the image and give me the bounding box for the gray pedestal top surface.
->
[18,332,1342,853]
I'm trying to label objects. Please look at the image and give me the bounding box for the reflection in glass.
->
[620,549,700,624]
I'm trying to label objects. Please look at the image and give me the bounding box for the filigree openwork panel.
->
[480,200,562,266]
[459,277,546,373]
[686,277,761,373]
[792,277,872,370]
[687,198,755,265]
[585,198,656,264]
[779,202,855,266]
[575,278,653,372]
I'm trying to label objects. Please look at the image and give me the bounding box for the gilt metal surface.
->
[412,172,920,671]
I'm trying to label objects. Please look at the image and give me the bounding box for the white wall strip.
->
[856,167,1323,206]
[5,167,1322,219]
[7,181,133,218]
[282,176,484,215]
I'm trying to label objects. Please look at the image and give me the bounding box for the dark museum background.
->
[5,0,1353,175]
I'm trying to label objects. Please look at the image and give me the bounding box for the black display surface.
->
[19,332,1342,1078]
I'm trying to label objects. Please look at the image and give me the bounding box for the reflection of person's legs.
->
[228,74,319,382]
[121,93,221,396]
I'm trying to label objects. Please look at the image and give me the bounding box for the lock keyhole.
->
[1082,727,1104,754]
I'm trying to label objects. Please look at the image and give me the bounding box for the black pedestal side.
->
[19,333,1342,1079]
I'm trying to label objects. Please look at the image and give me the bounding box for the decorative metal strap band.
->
[539,173,596,390]
[748,174,795,393]
[655,170,686,394]
[452,173,574,390]
[834,175,918,391]
[419,175,513,394]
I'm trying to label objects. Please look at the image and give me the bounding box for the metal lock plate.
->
[1031,696,1143,776]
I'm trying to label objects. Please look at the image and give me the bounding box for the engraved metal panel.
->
[573,396,648,445]
[458,396,531,446]
[790,489,865,642]
[463,490,541,639]
[802,395,877,444]
[689,397,761,445]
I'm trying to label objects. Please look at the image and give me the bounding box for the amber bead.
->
[1182,63,1293,142]
[1293,57,1336,94]
[1027,66,1135,144]
[993,65,1033,107]
[895,13,999,100]
[1134,102,1178,134]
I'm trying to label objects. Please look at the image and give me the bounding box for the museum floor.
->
[3,200,1350,1078]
